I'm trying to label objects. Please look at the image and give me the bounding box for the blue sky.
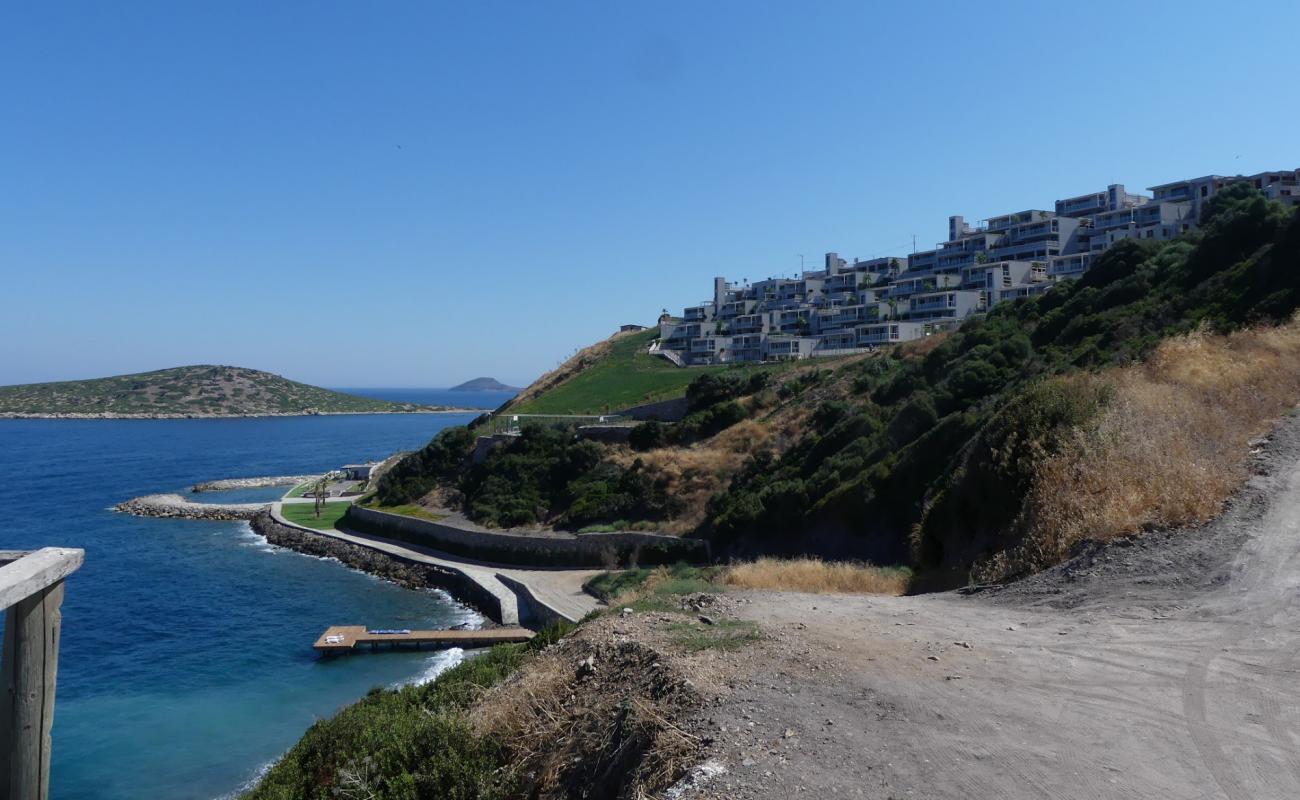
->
[3,1,1296,388]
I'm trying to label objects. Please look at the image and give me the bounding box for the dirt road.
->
[683,415,1300,799]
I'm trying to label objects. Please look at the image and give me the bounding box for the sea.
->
[0,387,516,800]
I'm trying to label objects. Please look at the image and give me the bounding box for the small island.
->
[448,376,521,393]
[0,365,465,419]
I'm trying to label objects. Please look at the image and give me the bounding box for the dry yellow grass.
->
[610,434,759,532]
[723,557,912,595]
[471,635,701,798]
[1014,320,1300,571]
[896,331,951,361]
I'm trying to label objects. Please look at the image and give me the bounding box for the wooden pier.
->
[313,625,534,653]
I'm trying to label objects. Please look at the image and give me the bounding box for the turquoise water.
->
[0,412,482,799]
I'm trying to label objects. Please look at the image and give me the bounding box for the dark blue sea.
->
[0,405,501,799]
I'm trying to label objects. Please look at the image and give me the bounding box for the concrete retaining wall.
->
[618,397,690,422]
[495,573,570,627]
[576,425,634,443]
[472,433,516,464]
[346,506,709,568]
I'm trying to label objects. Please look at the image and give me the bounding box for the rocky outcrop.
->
[191,475,317,492]
[114,493,266,520]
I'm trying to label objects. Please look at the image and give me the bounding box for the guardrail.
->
[1,547,84,800]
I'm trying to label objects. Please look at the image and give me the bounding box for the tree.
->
[314,475,329,519]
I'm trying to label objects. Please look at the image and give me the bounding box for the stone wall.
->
[346,506,709,568]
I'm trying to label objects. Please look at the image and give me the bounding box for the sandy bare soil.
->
[676,413,1300,799]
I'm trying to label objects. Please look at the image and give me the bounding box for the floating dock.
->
[313,625,535,653]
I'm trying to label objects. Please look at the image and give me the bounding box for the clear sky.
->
[3,1,1296,388]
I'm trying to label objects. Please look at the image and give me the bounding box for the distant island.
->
[448,377,521,393]
[0,365,465,419]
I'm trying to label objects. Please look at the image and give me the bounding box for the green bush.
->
[375,426,476,505]
[245,625,577,800]
[628,420,669,451]
[685,371,768,411]
[458,426,673,530]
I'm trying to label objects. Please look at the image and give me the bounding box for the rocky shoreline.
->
[115,493,267,520]
[191,475,316,492]
[249,511,494,618]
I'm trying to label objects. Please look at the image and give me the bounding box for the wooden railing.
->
[1,548,84,800]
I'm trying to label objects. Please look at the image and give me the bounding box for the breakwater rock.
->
[191,475,317,492]
[115,493,266,520]
[249,511,492,617]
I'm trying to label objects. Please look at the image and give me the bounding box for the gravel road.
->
[682,412,1300,799]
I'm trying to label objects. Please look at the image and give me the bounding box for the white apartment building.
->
[657,168,1299,365]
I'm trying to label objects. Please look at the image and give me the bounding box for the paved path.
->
[269,502,603,626]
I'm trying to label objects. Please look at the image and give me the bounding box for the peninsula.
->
[0,365,464,418]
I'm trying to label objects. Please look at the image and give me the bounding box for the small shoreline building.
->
[658,168,1300,365]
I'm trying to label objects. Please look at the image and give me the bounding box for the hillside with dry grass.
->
[376,184,1300,587]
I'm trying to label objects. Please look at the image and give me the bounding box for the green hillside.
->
[0,365,445,417]
[506,329,810,415]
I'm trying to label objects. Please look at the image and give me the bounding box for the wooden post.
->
[0,548,82,800]
[1,582,66,800]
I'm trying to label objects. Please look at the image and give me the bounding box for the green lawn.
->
[280,501,350,530]
[284,482,313,498]
[509,329,803,415]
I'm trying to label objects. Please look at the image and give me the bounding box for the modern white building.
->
[658,168,1299,364]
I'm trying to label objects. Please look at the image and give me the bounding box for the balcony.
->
[857,326,900,344]
[910,297,954,312]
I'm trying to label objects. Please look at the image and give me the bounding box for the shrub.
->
[244,643,531,800]
[374,425,475,505]
[628,420,669,451]
[676,400,748,443]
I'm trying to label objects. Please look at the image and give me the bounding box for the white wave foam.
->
[213,755,279,800]
[234,522,283,554]
[397,647,466,688]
